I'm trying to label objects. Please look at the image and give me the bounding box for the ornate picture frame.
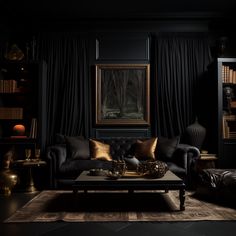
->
[95,64,150,126]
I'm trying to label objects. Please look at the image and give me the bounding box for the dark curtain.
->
[36,33,91,145]
[151,33,212,138]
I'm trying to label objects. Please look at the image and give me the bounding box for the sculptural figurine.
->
[224,86,234,115]
[0,149,18,196]
[4,44,24,61]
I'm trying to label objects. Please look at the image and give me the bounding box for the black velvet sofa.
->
[46,136,200,189]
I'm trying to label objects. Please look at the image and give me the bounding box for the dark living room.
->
[1,0,236,235]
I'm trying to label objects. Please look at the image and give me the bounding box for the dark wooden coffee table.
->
[73,170,186,210]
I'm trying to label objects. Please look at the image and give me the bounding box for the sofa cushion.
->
[89,139,112,161]
[65,136,90,160]
[157,136,180,160]
[134,137,158,160]
[59,159,113,177]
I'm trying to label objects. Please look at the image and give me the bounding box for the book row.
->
[222,65,236,84]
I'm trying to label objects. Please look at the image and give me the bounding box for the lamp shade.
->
[13,124,25,136]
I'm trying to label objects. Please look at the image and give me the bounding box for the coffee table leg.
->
[179,188,185,211]
[73,189,78,194]
[128,189,134,194]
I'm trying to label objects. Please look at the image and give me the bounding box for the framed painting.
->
[95,64,150,125]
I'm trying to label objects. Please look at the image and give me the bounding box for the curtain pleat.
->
[36,33,90,145]
[151,33,212,138]
[35,31,212,144]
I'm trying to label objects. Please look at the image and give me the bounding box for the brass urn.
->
[0,169,18,196]
[0,149,18,196]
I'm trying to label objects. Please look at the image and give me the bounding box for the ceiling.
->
[2,0,236,20]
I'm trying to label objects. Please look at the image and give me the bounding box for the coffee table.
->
[73,170,186,210]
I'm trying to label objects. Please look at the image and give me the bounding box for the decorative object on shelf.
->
[35,148,41,160]
[4,44,24,61]
[137,160,168,178]
[223,86,234,115]
[185,117,206,151]
[25,149,31,161]
[0,149,18,196]
[217,36,228,57]
[29,118,38,139]
[222,114,236,139]
[12,124,26,136]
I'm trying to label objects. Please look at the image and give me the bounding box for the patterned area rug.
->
[4,190,236,222]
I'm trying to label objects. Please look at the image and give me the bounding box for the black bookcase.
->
[208,58,236,168]
[0,60,47,163]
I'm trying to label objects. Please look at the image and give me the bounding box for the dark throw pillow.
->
[56,133,84,144]
[157,136,180,160]
[66,136,90,160]
[55,133,66,144]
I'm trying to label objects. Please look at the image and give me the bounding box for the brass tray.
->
[122,171,143,178]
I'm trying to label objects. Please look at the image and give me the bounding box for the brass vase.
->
[0,169,18,196]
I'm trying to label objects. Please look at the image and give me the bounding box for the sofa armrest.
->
[173,144,200,170]
[172,143,200,186]
[46,144,67,188]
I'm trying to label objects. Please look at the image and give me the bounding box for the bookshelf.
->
[0,61,46,163]
[217,58,236,168]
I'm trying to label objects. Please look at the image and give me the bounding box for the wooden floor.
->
[1,191,236,236]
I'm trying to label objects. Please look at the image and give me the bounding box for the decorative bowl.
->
[89,169,105,176]
[106,171,121,180]
[137,160,168,179]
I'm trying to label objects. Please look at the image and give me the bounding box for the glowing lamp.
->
[13,124,26,136]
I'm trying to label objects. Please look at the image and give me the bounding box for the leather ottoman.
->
[196,168,236,207]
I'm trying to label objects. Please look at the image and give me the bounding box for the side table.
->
[13,159,47,192]
[196,154,218,172]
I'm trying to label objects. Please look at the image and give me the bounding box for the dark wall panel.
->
[92,33,151,138]
[95,33,149,62]
[95,128,151,138]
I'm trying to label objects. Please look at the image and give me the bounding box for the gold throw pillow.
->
[134,137,158,160]
[89,139,112,161]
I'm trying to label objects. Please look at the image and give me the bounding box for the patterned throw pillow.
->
[134,137,158,160]
[89,139,112,161]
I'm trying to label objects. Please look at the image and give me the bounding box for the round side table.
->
[196,154,218,172]
[13,159,46,192]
